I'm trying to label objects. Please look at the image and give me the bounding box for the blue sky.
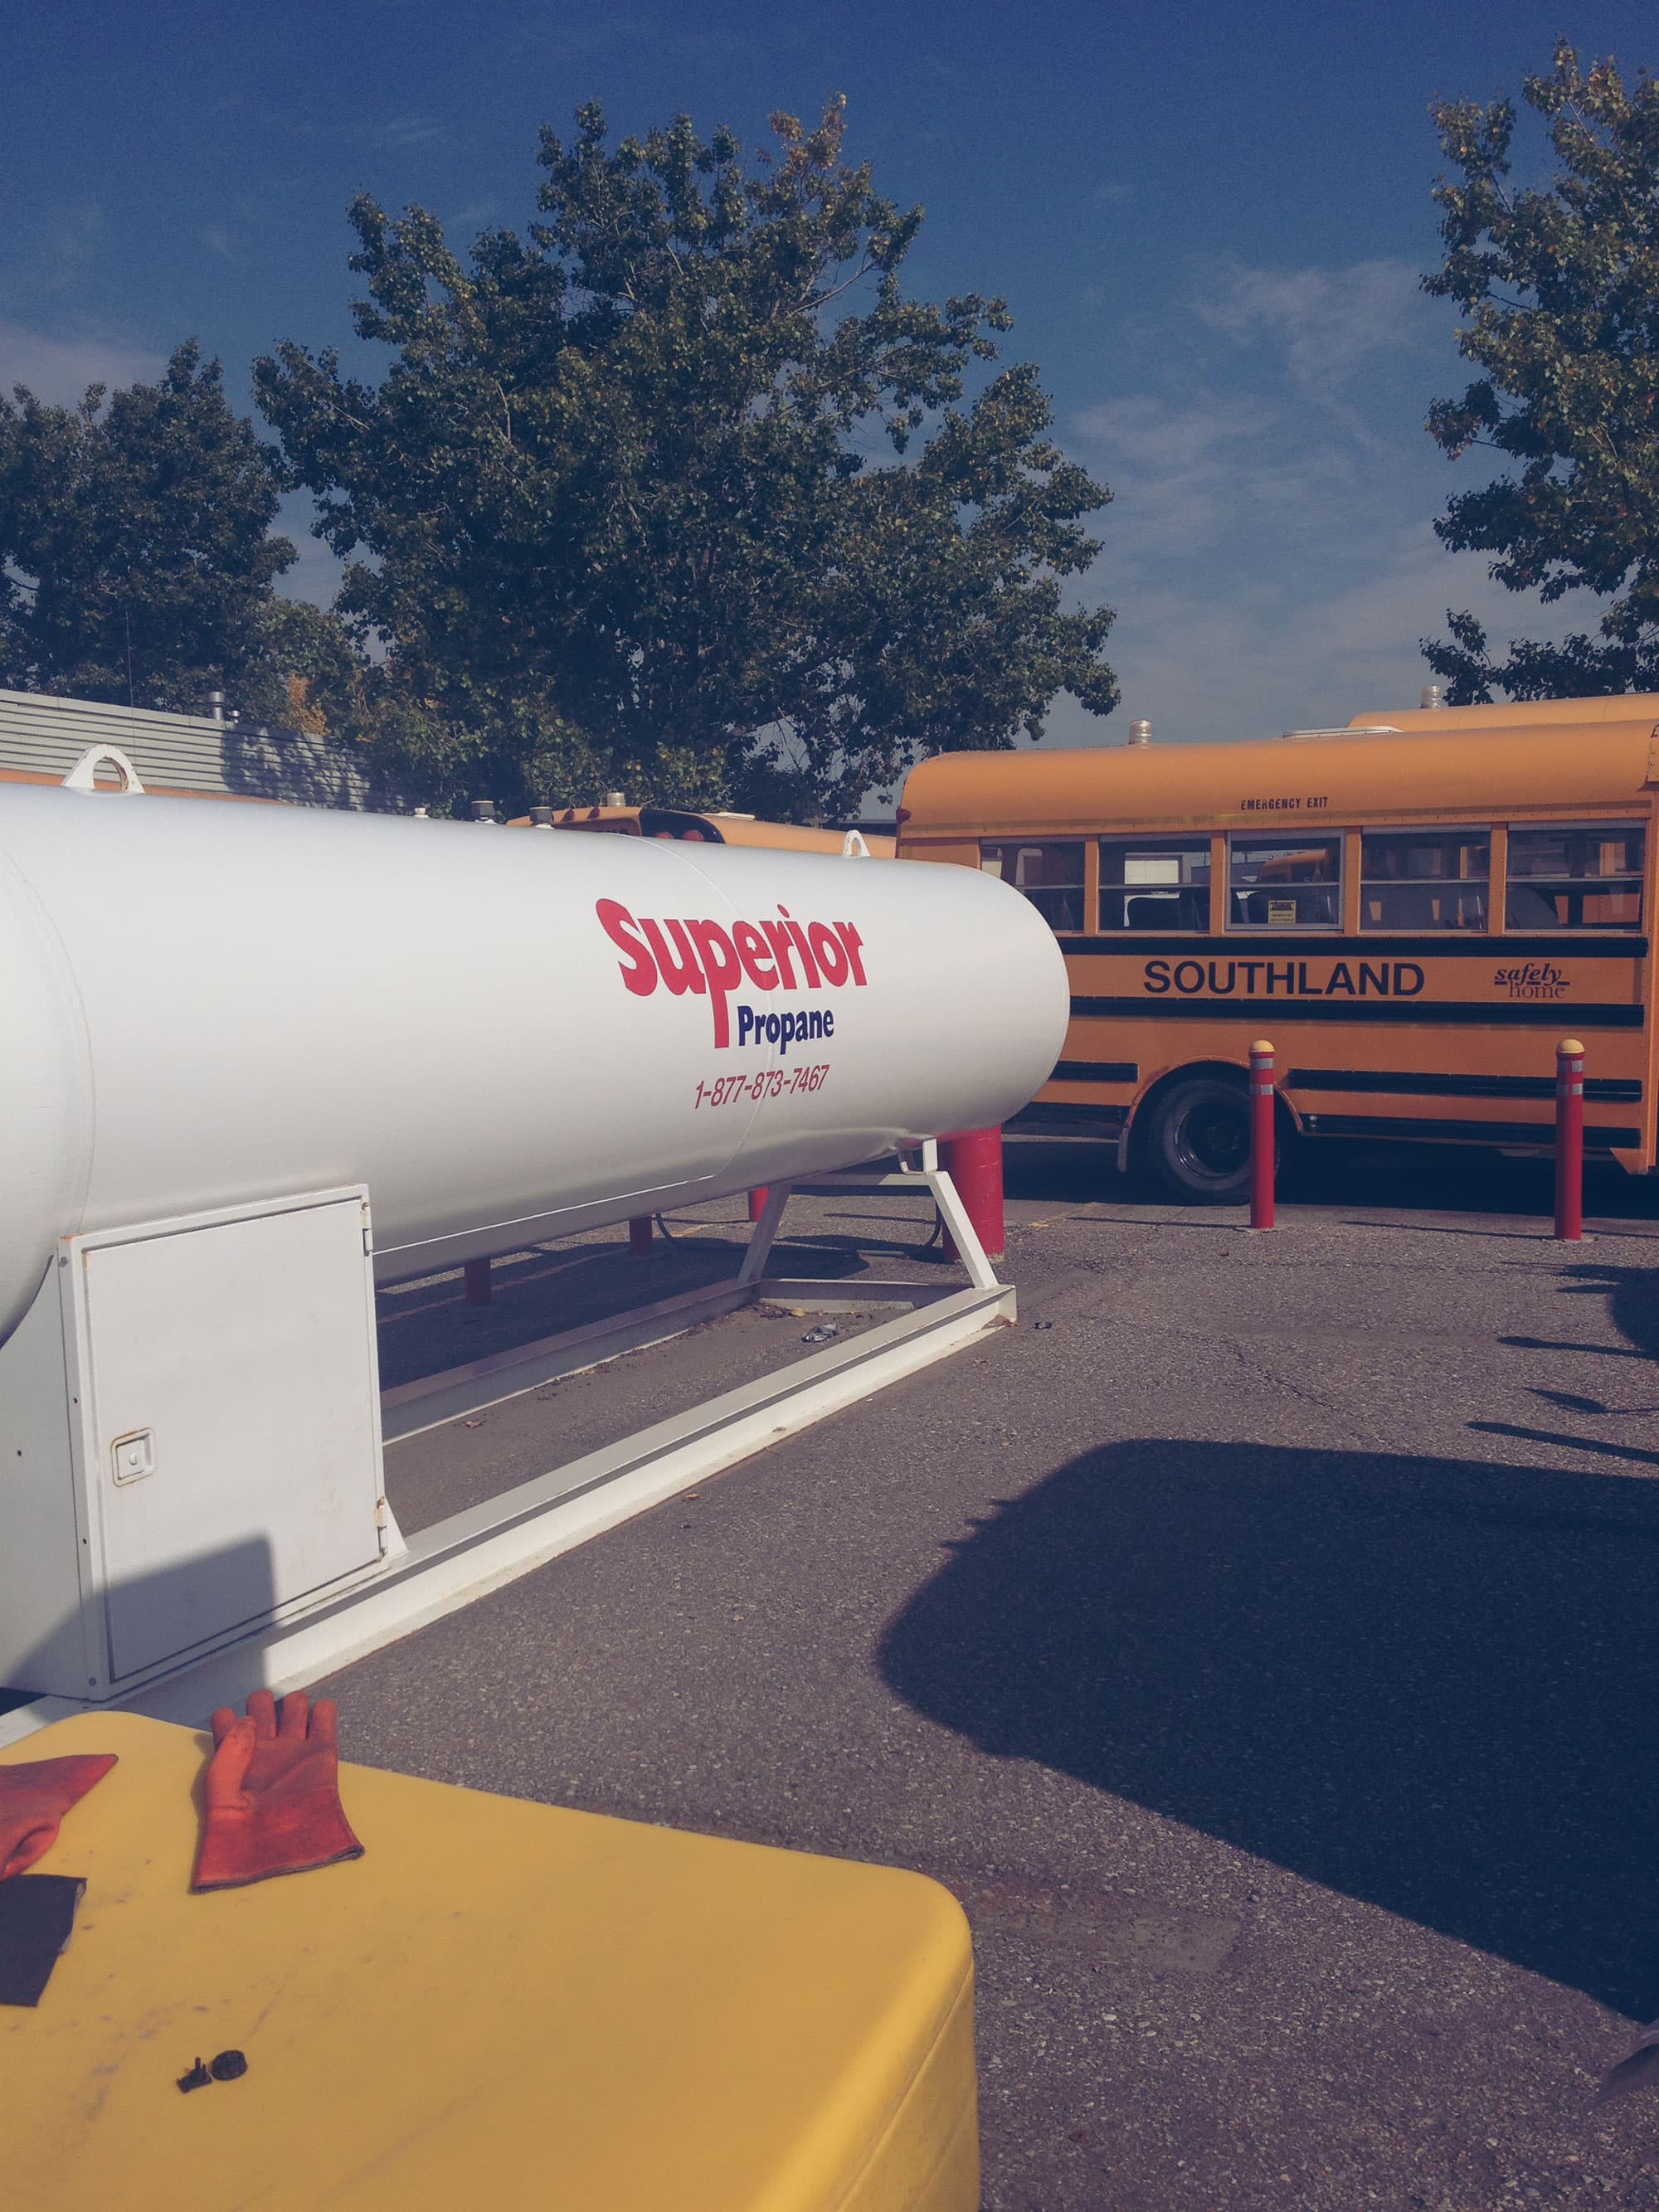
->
[4,0,1654,749]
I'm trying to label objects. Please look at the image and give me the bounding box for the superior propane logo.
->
[596,899,868,1052]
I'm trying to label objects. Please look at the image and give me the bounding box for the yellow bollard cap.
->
[1249,1038,1274,1056]
[1558,1038,1586,1056]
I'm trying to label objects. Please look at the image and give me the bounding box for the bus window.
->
[1228,837,1340,929]
[1506,823,1645,931]
[1360,829,1489,931]
[980,841,1084,932]
[1098,838,1210,931]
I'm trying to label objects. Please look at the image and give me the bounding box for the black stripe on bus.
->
[1063,934,1648,960]
[1051,1059,1138,1084]
[1286,1068,1643,1104]
[1010,1101,1128,1136]
[1301,1112,1642,1150]
[1069,996,1645,1028]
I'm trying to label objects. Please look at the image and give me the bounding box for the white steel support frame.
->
[0,1157,1009,1744]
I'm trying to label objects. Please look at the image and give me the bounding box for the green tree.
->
[1422,42,1659,702]
[0,342,298,713]
[235,595,369,734]
[256,99,1116,818]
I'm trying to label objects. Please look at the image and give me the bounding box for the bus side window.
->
[1227,837,1341,929]
[1098,838,1210,931]
[980,841,1084,933]
[1506,824,1645,931]
[1360,829,1489,931]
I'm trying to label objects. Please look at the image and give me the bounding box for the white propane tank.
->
[0,784,1068,1345]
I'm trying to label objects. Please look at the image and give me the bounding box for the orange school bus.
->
[897,696,1659,1198]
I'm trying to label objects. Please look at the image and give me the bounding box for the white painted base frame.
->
[0,1166,1010,1745]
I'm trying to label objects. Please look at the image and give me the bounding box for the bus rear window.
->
[980,841,1084,932]
[1228,837,1340,930]
[1361,830,1489,931]
[1098,838,1210,931]
[1506,824,1645,931]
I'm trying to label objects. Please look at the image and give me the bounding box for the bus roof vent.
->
[1278,724,1403,742]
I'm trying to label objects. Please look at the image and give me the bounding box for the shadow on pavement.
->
[374,1229,875,1391]
[879,1439,1659,2017]
[1470,1422,1659,1469]
[1001,1134,1659,1227]
[1554,1262,1659,1359]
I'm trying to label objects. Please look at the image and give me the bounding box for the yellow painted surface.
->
[1348,692,1659,732]
[2,1713,977,2212]
[898,713,1659,837]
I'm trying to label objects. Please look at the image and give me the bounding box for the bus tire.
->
[1144,1075,1267,1203]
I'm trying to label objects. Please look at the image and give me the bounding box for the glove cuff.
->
[192,1797,364,1893]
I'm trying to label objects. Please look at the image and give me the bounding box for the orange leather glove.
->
[0,1755,117,1879]
[192,1691,363,1893]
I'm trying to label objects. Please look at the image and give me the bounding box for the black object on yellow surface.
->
[0,1875,85,2007]
[177,2050,247,2094]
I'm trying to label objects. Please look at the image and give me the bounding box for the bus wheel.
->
[1145,1076,1266,1203]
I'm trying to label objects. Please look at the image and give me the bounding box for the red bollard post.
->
[463,1257,492,1306]
[939,1127,1005,1263]
[1554,1036,1585,1242]
[628,1214,654,1257]
[747,1187,769,1223]
[1248,1039,1275,1231]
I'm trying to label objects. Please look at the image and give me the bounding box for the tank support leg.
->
[734,1151,1001,1299]
[922,1155,1000,1293]
[737,1183,792,1284]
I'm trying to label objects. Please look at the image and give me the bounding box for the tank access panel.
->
[0,1189,388,1701]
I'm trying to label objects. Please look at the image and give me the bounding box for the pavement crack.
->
[1216,1335,1366,1429]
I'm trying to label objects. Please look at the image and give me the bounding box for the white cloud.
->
[0,320,166,406]
[1074,391,1273,478]
[369,114,449,152]
[1048,251,1574,749]
[274,112,450,153]
[1196,256,1436,401]
[1043,525,1578,751]
[1070,391,1351,562]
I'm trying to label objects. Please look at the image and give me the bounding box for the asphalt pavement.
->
[323,1139,1659,2210]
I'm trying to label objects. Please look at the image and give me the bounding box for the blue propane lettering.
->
[735,1004,835,1057]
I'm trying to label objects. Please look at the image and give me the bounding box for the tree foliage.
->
[1423,41,1659,701]
[0,342,300,713]
[256,99,1115,817]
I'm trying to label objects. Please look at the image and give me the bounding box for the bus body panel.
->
[898,714,1659,836]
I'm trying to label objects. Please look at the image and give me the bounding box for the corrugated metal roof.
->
[0,687,409,810]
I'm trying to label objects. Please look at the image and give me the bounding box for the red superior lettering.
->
[596,899,868,1048]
